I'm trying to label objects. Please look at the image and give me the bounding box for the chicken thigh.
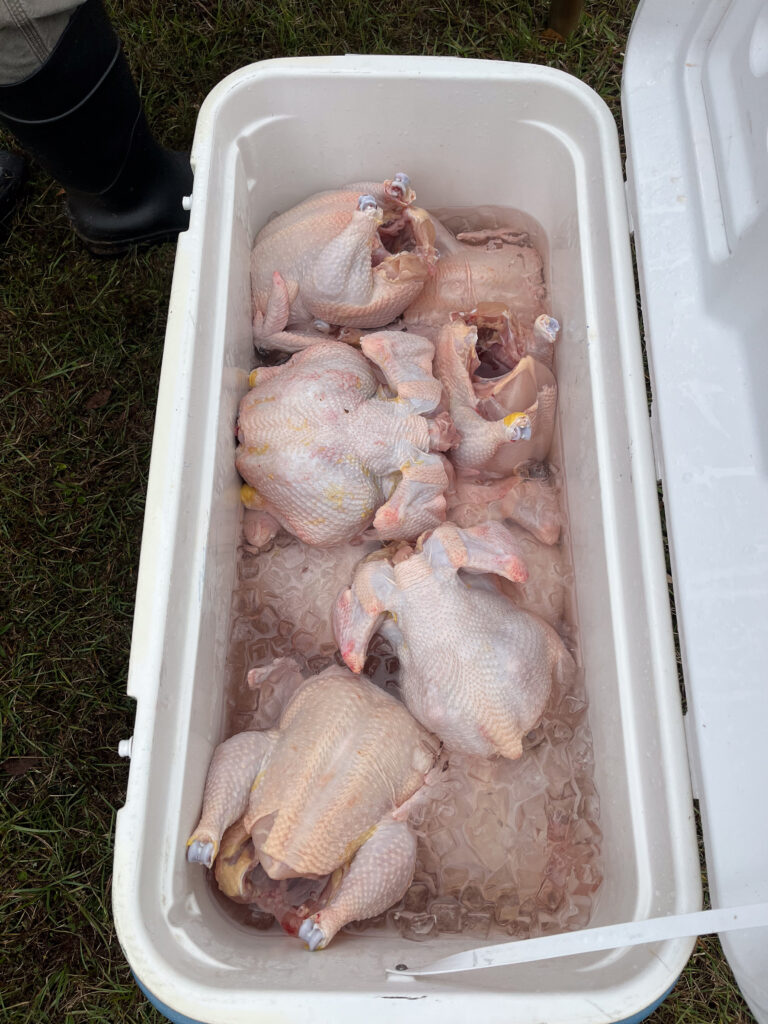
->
[235,335,454,547]
[334,521,575,760]
[251,175,437,351]
[187,661,441,950]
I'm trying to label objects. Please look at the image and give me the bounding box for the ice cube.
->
[391,911,438,941]
[245,638,272,664]
[403,883,430,913]
[463,911,491,938]
[460,883,488,911]
[415,845,442,878]
[536,878,564,912]
[441,866,471,895]
[466,756,495,784]
[230,590,259,615]
[573,859,603,896]
[464,811,508,872]
[279,543,307,570]
[564,894,592,929]
[547,717,574,744]
[252,605,279,636]
[543,845,575,888]
[558,694,587,721]
[537,909,563,935]
[434,801,458,828]
[429,829,458,858]
[520,793,548,840]
[493,892,520,927]
[430,897,462,933]
[230,616,257,643]
[546,800,573,843]
[291,629,316,656]
[569,818,603,847]
[507,917,534,940]
[238,555,261,581]
[575,777,600,820]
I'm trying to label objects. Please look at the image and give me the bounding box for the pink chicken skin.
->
[235,335,455,548]
[187,661,441,951]
[334,521,575,760]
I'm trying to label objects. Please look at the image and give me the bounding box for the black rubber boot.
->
[0,0,192,255]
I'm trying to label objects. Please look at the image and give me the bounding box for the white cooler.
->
[112,2,768,1020]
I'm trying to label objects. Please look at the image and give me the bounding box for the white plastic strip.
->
[388,903,768,977]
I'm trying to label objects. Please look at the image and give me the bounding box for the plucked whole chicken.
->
[250,174,437,352]
[235,333,455,547]
[334,521,575,760]
[187,660,442,951]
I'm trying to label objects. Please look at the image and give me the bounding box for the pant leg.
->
[0,0,86,83]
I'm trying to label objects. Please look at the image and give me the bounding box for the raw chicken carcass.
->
[187,660,442,951]
[236,334,454,547]
[334,521,575,760]
[404,219,559,367]
[251,175,437,351]
[434,317,557,474]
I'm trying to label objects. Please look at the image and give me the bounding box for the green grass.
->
[0,1,756,1021]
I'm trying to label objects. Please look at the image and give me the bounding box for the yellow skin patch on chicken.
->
[323,483,347,510]
[342,822,378,863]
[240,484,265,509]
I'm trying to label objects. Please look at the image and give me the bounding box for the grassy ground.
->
[0,1,757,1021]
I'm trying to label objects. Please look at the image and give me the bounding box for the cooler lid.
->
[622,0,768,1020]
